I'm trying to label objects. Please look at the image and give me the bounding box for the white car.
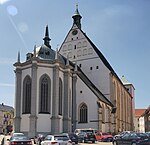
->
[41,134,72,145]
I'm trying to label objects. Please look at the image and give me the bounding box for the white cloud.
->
[0,0,10,5]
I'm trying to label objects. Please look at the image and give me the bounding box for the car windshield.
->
[44,135,52,140]
[136,133,148,137]
[82,130,94,133]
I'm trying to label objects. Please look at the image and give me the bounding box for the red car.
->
[95,132,113,142]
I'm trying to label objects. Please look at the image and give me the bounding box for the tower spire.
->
[72,3,82,29]
[43,25,51,48]
[17,51,20,63]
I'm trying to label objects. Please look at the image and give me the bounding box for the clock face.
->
[72,29,78,35]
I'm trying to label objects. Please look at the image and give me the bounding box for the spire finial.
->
[43,25,51,48]
[55,46,58,60]
[17,51,20,63]
[75,3,79,14]
[33,45,36,57]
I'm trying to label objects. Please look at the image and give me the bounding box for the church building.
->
[14,5,134,137]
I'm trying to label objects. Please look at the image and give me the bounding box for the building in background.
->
[0,103,14,134]
[143,106,150,132]
[135,109,146,132]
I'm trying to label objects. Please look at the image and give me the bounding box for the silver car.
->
[41,134,72,145]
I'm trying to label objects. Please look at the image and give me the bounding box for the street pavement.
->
[79,141,112,145]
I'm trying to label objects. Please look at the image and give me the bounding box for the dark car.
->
[68,133,78,144]
[83,132,96,143]
[113,132,150,145]
[146,132,150,137]
[8,135,32,145]
[77,132,86,143]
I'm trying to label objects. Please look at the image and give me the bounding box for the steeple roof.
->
[43,25,51,48]
[73,3,80,16]
[72,3,82,29]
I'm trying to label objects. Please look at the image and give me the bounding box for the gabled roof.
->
[68,61,114,107]
[135,109,146,117]
[77,68,114,107]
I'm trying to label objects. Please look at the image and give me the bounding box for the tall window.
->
[39,74,51,113]
[79,103,88,123]
[59,78,62,115]
[22,75,31,114]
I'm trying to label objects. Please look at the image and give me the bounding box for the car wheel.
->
[92,140,95,143]
[131,143,137,145]
[113,141,118,145]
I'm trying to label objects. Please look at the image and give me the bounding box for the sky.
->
[0,0,150,109]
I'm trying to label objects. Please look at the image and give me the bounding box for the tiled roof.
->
[135,109,146,117]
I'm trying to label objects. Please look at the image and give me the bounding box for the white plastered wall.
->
[76,76,99,130]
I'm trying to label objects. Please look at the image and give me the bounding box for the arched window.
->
[39,74,51,113]
[79,103,88,123]
[59,78,63,115]
[22,75,31,114]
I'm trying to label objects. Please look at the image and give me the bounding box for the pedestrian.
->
[1,137,4,145]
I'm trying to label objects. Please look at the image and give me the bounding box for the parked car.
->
[74,128,98,135]
[113,131,132,142]
[77,132,86,143]
[74,128,97,143]
[113,132,150,145]
[68,133,78,144]
[41,134,72,145]
[8,134,32,145]
[62,133,78,144]
[95,132,113,142]
[146,131,150,137]
[83,132,96,143]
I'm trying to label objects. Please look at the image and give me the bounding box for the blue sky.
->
[0,0,149,109]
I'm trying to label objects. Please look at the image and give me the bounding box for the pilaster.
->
[14,68,22,132]
[63,71,71,133]
[72,73,77,132]
[98,107,102,131]
[29,63,37,137]
[51,65,60,134]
